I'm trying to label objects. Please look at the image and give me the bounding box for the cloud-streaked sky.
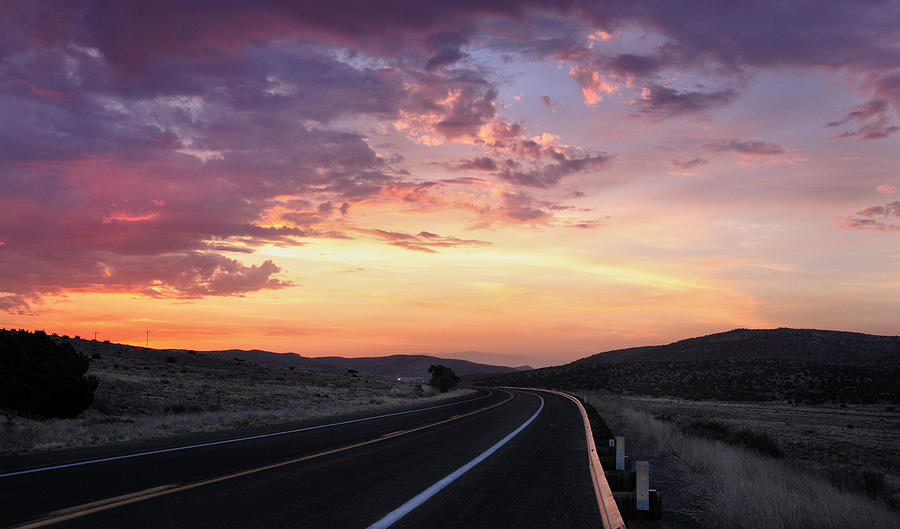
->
[2,1,898,366]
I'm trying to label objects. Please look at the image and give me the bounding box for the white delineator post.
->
[636,461,649,511]
[615,436,625,470]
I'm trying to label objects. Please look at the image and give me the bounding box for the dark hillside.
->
[573,328,900,366]
[478,328,900,404]
[203,350,529,379]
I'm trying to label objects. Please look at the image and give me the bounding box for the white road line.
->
[0,390,493,479]
[366,391,544,529]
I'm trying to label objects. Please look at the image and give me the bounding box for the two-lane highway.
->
[1,389,603,528]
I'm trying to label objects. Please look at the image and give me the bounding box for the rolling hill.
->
[202,350,531,379]
[476,328,900,404]
[572,328,900,366]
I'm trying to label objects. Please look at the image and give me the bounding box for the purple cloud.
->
[2,0,899,314]
[358,228,491,253]
[496,152,611,188]
[456,157,499,171]
[669,158,710,170]
[634,85,739,119]
[837,201,900,232]
[699,139,786,156]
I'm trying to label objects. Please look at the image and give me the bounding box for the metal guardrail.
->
[502,387,626,529]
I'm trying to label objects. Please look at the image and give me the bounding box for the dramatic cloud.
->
[2,0,899,322]
[0,247,288,307]
[877,184,896,195]
[396,70,499,143]
[569,64,617,105]
[837,201,900,232]
[0,43,409,308]
[463,125,613,188]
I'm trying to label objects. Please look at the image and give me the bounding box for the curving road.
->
[0,389,602,528]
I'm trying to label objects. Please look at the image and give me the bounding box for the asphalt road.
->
[1,389,602,529]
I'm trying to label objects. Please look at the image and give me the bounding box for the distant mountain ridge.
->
[476,328,900,404]
[574,328,900,367]
[201,350,531,379]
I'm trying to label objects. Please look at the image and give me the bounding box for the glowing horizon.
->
[2,2,898,367]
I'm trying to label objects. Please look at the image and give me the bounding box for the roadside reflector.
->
[636,461,649,511]
[615,436,625,470]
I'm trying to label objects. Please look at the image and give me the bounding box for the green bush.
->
[0,330,98,419]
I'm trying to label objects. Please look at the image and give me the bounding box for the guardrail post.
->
[635,461,649,511]
[615,436,625,470]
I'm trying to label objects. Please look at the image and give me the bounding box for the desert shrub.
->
[593,397,897,529]
[731,428,783,458]
[165,404,202,415]
[686,419,730,439]
[684,419,783,458]
[428,364,460,393]
[0,330,98,419]
[582,399,613,443]
[862,471,887,501]
[476,359,900,405]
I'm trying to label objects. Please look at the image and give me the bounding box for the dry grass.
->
[590,395,898,529]
[1,339,475,454]
[601,396,900,508]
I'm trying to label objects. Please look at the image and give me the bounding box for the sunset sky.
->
[1,1,898,367]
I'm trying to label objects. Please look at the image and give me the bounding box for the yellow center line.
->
[9,391,516,529]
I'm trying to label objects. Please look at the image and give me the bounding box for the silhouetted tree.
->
[0,330,98,419]
[427,364,459,393]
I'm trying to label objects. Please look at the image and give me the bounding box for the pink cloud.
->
[699,139,786,156]
[3,0,900,316]
[669,158,710,170]
[837,201,900,232]
[355,228,491,253]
